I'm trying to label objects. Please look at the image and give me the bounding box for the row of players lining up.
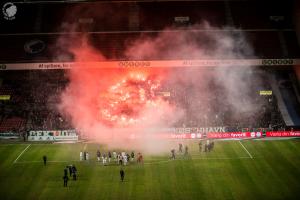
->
[78,140,215,164]
[79,150,143,165]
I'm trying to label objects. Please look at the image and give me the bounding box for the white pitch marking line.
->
[239,141,253,159]
[13,144,31,164]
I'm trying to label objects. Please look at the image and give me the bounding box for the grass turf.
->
[0,140,300,200]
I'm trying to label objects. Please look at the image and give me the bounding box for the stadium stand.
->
[41,3,130,32]
[230,1,294,29]
[0,0,298,133]
[139,1,226,30]
[0,68,287,132]
[1,30,298,62]
[0,1,298,62]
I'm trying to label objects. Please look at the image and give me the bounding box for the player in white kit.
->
[80,151,83,161]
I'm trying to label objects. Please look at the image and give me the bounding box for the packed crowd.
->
[0,69,287,134]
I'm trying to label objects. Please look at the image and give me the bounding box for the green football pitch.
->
[1,140,300,200]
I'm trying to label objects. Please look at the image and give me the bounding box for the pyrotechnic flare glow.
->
[98,71,166,127]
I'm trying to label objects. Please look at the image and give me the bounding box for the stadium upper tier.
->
[0,0,298,63]
[0,30,299,63]
[0,1,294,33]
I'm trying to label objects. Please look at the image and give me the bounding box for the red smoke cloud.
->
[57,41,179,151]
[55,10,259,153]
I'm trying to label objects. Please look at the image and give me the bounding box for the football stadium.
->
[1,0,300,199]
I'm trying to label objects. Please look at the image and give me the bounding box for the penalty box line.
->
[238,141,253,159]
[13,144,31,164]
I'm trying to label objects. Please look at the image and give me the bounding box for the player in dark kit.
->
[198,141,202,152]
[179,143,183,153]
[131,151,135,162]
[43,155,47,166]
[96,150,101,162]
[108,151,112,163]
[68,165,73,177]
[208,140,215,152]
[84,151,87,160]
[71,165,77,180]
[120,168,125,182]
[171,149,176,159]
[184,145,189,156]
[63,175,69,187]
[137,152,143,164]
[64,167,68,177]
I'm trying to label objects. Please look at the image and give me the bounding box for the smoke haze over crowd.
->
[54,6,265,153]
